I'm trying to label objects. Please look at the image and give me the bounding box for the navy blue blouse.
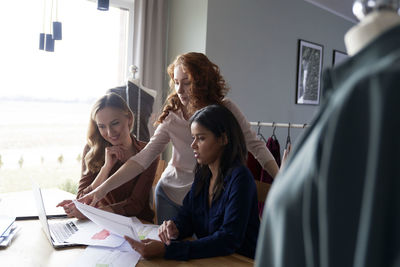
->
[164,164,260,260]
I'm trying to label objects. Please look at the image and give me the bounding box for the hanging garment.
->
[247,135,281,217]
[107,81,155,142]
[258,136,281,217]
[256,24,400,267]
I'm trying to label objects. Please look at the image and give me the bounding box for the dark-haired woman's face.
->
[174,65,191,106]
[190,122,225,167]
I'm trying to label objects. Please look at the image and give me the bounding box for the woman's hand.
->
[104,145,125,169]
[77,187,106,206]
[56,200,86,220]
[125,237,165,259]
[158,220,179,245]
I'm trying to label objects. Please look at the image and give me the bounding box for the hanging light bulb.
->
[45,34,55,52]
[97,0,109,11]
[45,0,55,52]
[39,0,46,50]
[53,0,62,40]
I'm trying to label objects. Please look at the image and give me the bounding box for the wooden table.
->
[0,189,254,267]
[0,220,254,267]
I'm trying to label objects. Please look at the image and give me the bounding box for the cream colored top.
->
[130,98,274,205]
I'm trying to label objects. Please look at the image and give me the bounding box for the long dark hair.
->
[189,104,247,199]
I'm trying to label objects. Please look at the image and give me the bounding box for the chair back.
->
[255,180,271,204]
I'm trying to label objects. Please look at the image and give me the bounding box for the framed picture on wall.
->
[332,49,349,66]
[296,39,323,105]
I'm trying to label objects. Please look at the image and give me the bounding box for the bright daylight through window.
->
[0,0,130,194]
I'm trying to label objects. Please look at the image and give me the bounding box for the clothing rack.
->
[250,121,309,129]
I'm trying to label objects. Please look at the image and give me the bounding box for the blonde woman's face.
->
[95,107,132,146]
[174,65,191,106]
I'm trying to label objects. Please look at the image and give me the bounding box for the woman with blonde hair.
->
[79,52,279,223]
[57,93,159,222]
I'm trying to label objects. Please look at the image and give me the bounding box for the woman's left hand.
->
[124,237,165,259]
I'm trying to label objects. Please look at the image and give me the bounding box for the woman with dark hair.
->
[57,93,159,222]
[79,52,278,223]
[125,105,260,261]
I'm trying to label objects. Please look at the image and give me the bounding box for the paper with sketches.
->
[66,222,125,247]
[69,245,140,267]
[136,224,160,241]
[73,200,141,240]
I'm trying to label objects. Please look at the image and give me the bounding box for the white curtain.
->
[132,0,168,116]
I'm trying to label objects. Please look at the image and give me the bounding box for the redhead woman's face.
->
[190,122,225,167]
[95,107,132,146]
[174,65,191,106]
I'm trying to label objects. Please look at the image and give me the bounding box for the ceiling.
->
[304,0,358,23]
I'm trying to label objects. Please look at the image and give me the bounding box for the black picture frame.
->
[332,49,349,66]
[296,39,323,105]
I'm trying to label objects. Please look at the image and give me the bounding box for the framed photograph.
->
[332,49,349,66]
[296,39,323,105]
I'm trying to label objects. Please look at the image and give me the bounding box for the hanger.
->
[129,65,157,98]
[285,123,291,149]
[257,121,268,143]
[271,122,277,140]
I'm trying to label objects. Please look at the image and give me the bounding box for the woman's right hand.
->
[77,187,106,206]
[158,220,179,245]
[104,145,125,169]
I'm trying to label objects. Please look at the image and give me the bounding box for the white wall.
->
[163,0,208,160]
[205,0,354,150]
[167,0,208,65]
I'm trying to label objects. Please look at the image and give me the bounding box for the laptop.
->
[32,182,84,248]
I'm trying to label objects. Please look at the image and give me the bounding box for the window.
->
[0,0,131,194]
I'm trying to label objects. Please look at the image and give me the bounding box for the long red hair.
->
[157,52,229,123]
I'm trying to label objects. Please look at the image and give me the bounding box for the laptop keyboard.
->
[50,221,78,243]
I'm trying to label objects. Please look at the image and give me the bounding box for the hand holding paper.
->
[73,200,141,240]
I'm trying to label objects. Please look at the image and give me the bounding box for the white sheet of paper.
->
[73,200,140,240]
[66,222,125,247]
[136,224,160,241]
[69,245,140,267]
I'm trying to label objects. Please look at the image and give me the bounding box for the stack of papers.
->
[69,201,162,267]
[72,200,160,241]
[0,215,20,247]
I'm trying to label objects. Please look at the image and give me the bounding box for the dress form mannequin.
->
[345,1,400,55]
[255,2,400,267]
[129,65,157,98]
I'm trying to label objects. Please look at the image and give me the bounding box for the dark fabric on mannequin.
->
[256,24,400,267]
[107,81,154,142]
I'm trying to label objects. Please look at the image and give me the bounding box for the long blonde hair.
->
[157,52,229,124]
[84,93,134,174]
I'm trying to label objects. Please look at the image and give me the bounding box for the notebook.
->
[32,182,84,248]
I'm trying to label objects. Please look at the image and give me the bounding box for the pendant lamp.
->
[53,0,62,40]
[45,0,55,52]
[98,0,109,11]
[39,0,46,50]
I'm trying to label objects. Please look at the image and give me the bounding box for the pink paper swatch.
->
[91,229,110,240]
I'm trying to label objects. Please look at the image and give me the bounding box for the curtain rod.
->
[249,121,309,129]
